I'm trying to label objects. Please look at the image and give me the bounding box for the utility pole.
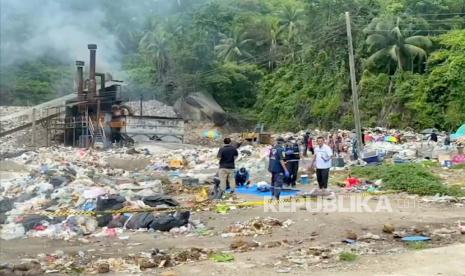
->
[140,94,143,116]
[31,108,37,147]
[345,11,363,155]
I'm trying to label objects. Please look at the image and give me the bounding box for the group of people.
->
[268,136,332,199]
[215,134,334,201]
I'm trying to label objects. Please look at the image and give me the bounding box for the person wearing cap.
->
[268,137,289,200]
[235,167,250,187]
[284,138,300,187]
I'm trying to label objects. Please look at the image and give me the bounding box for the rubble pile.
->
[124,100,178,118]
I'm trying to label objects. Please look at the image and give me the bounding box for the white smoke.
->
[0,0,120,71]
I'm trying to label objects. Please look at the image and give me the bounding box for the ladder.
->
[89,119,106,148]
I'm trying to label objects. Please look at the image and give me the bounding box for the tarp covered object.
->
[451,124,465,140]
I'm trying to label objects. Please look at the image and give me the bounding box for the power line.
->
[365,29,456,32]
[184,30,346,86]
[192,23,347,79]
[352,12,465,18]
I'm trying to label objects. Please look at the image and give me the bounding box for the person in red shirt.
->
[364,131,374,143]
[307,136,314,155]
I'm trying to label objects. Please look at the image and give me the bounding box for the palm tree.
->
[279,5,303,62]
[214,29,253,63]
[364,17,432,73]
[279,5,303,41]
[139,21,170,81]
[363,18,432,127]
[268,18,284,70]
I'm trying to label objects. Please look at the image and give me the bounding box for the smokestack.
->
[75,60,84,95]
[88,44,97,96]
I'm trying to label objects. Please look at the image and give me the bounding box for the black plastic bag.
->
[149,211,190,231]
[21,215,50,231]
[143,195,179,207]
[96,195,126,211]
[125,213,155,229]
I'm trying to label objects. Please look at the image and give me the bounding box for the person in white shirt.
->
[311,136,333,190]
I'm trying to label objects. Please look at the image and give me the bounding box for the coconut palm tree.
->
[364,17,432,73]
[364,17,432,127]
[214,29,254,63]
[268,18,285,70]
[139,21,170,81]
[279,5,303,41]
[279,5,303,62]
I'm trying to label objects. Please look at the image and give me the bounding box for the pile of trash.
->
[339,177,383,193]
[1,247,214,274]
[277,246,342,269]
[222,217,293,237]
[146,144,271,184]
[0,147,200,240]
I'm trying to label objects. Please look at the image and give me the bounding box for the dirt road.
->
[1,194,464,275]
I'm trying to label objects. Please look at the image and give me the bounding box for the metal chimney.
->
[88,44,97,96]
[75,60,85,95]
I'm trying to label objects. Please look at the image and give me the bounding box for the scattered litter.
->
[401,236,431,242]
[209,252,234,262]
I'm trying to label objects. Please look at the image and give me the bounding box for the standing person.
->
[268,137,289,200]
[311,137,333,191]
[307,135,314,155]
[285,138,300,187]
[328,133,335,154]
[217,138,238,197]
[335,134,343,155]
[302,132,310,157]
[351,132,359,160]
[361,129,366,146]
[444,132,451,149]
[429,130,438,143]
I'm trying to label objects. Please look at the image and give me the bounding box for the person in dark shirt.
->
[235,167,250,187]
[268,137,289,200]
[444,132,451,147]
[430,131,438,143]
[217,138,239,196]
[303,132,310,156]
[284,138,300,187]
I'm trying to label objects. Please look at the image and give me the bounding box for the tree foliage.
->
[1,0,465,131]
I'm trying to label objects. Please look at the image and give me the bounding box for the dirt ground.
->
[1,191,464,275]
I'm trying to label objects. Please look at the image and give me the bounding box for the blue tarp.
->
[234,185,299,197]
[451,124,465,140]
[401,236,431,242]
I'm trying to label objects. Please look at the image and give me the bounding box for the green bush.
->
[339,251,357,262]
[351,164,463,196]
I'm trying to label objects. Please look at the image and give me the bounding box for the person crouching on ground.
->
[217,137,238,198]
[235,167,250,187]
[311,136,333,191]
[268,137,289,200]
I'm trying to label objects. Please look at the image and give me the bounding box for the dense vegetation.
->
[1,0,464,131]
[351,163,464,196]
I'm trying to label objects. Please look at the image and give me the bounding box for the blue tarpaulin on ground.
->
[234,185,299,197]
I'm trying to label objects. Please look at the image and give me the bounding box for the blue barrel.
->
[300,175,309,185]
